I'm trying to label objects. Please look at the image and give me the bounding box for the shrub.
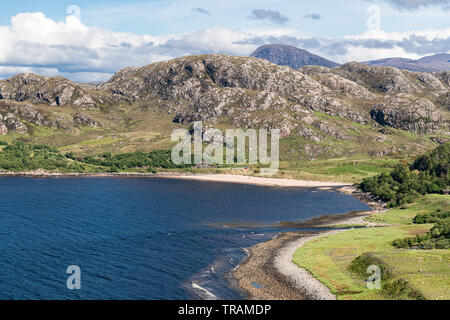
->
[348,253,425,300]
[382,279,425,300]
[348,252,393,282]
[413,210,450,224]
[393,217,450,249]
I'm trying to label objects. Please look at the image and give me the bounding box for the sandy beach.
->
[169,174,353,188]
[0,171,352,189]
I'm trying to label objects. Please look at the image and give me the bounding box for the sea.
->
[0,177,371,299]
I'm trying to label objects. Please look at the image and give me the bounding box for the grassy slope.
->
[292,194,450,300]
[0,101,441,162]
[277,157,402,183]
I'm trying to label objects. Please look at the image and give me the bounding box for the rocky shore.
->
[233,193,385,300]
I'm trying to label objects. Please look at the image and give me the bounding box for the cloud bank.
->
[0,12,448,82]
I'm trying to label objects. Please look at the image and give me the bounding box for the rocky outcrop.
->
[408,71,447,91]
[73,113,101,128]
[305,72,376,100]
[302,62,448,94]
[0,113,27,134]
[0,99,100,132]
[0,100,51,127]
[370,97,446,132]
[0,73,99,109]
[332,62,420,93]
[0,122,7,135]
[100,55,331,126]
[434,71,450,87]
[101,55,328,100]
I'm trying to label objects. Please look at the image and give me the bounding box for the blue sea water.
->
[0,177,371,300]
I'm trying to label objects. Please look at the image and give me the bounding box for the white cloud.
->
[347,27,450,41]
[379,0,450,10]
[0,66,59,78]
[0,12,448,82]
[0,12,298,81]
[0,12,163,81]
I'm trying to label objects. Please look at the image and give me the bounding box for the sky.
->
[0,0,448,82]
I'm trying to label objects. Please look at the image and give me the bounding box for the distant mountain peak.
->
[250,44,340,69]
[363,53,450,72]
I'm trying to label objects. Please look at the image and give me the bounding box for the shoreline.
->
[233,194,385,300]
[1,169,378,300]
[0,171,354,189]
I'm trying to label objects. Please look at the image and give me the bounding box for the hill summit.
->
[250,44,340,69]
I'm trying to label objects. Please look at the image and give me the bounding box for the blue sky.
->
[0,0,448,81]
[1,0,448,36]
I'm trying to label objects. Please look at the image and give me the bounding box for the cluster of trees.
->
[412,143,449,178]
[393,212,450,249]
[0,141,75,171]
[79,150,191,172]
[0,141,191,173]
[359,143,449,207]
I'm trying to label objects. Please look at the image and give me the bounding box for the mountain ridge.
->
[362,53,450,72]
[249,44,449,72]
[0,54,448,160]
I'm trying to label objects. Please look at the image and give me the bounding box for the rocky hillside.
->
[0,54,448,160]
[0,73,101,109]
[250,44,339,69]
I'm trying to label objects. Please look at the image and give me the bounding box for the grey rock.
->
[73,113,101,128]
[0,73,98,109]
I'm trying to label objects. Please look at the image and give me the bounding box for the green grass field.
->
[292,194,450,300]
[366,195,450,225]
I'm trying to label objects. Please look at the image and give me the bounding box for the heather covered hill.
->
[0,54,448,160]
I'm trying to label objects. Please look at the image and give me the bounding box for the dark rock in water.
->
[250,44,339,69]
